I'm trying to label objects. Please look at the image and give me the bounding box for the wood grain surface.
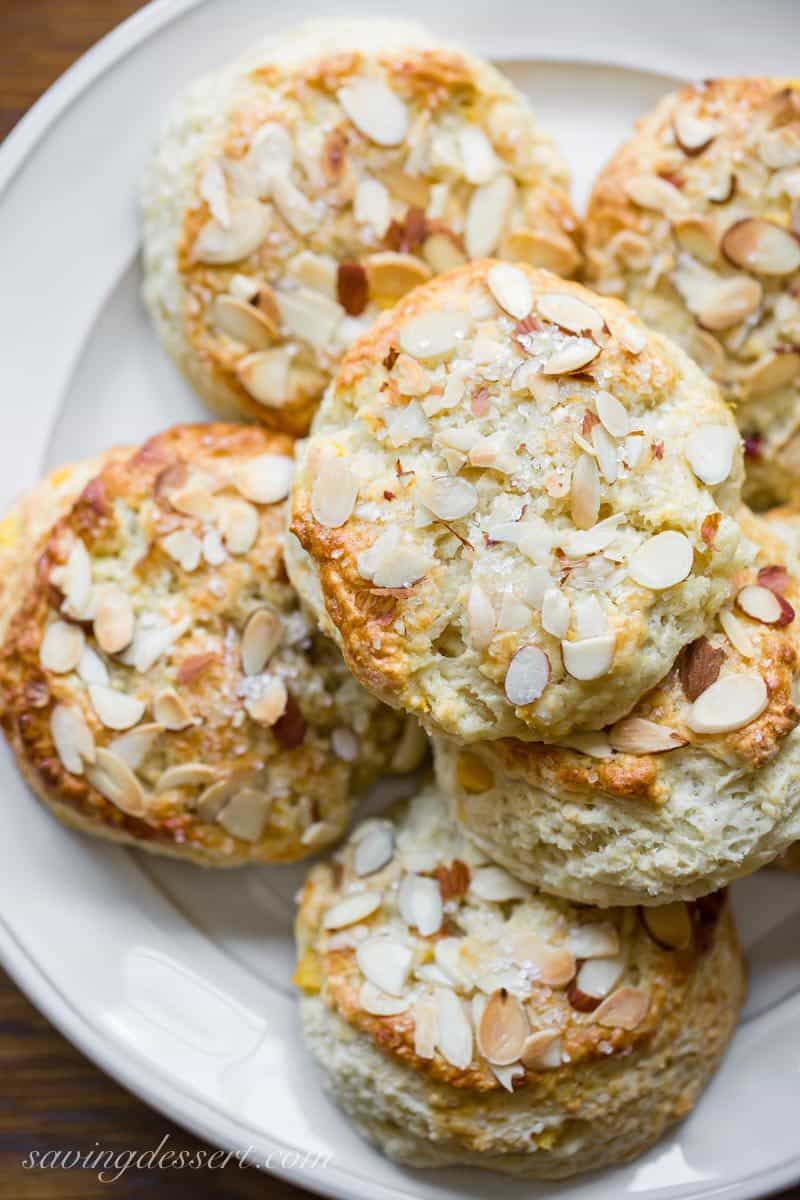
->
[0,3,798,1198]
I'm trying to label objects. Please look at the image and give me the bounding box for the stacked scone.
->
[9,22,800,1182]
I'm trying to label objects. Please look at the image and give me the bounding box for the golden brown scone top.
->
[289,260,749,743]
[295,782,733,1093]
[0,424,417,866]
[584,79,800,503]
[172,31,579,433]
[449,509,800,807]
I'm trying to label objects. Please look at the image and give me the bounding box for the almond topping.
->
[237,349,291,408]
[721,218,800,276]
[51,704,95,775]
[566,923,620,959]
[593,986,649,1030]
[477,989,529,1066]
[365,252,431,302]
[217,789,272,842]
[569,955,624,1011]
[336,262,369,315]
[685,425,738,486]
[356,938,413,997]
[466,583,496,651]
[673,109,719,155]
[679,636,726,701]
[40,621,85,674]
[629,531,693,590]
[157,763,218,790]
[687,672,768,734]
[216,498,259,556]
[86,748,147,817]
[244,675,288,727]
[359,981,409,1016]
[353,824,394,877]
[417,475,477,522]
[234,454,293,504]
[608,717,687,754]
[759,564,790,594]
[596,391,630,438]
[323,892,383,931]
[422,233,467,274]
[641,902,692,950]
[398,874,443,937]
[465,174,515,258]
[520,1030,561,1070]
[241,606,283,676]
[543,338,601,376]
[212,294,277,350]
[486,263,533,319]
[434,987,474,1069]
[738,583,795,626]
[310,457,358,528]
[397,310,471,360]
[561,634,615,681]
[108,723,161,772]
[193,198,267,265]
[161,529,202,573]
[89,685,145,732]
[153,688,193,731]
[337,78,408,147]
[719,609,754,658]
[470,865,530,903]
[537,293,605,337]
[570,453,600,530]
[504,645,550,706]
[744,351,800,396]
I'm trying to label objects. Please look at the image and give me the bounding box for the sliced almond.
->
[244,675,288,727]
[504,645,550,707]
[486,263,532,320]
[77,645,108,687]
[353,824,394,877]
[520,1030,561,1070]
[51,704,95,775]
[241,606,283,675]
[365,252,431,302]
[672,215,719,263]
[216,498,259,556]
[431,987,473,1069]
[541,587,570,639]
[358,981,409,1016]
[566,923,620,960]
[537,293,605,337]
[234,454,293,504]
[422,233,467,274]
[685,424,737,486]
[570,453,600,530]
[595,391,630,438]
[477,989,529,1066]
[687,672,768,734]
[719,608,754,658]
[86,748,147,817]
[744,351,800,396]
[641,902,692,950]
[398,874,443,937]
[330,727,360,762]
[310,457,358,528]
[109,723,161,772]
[680,636,726,701]
[193,198,267,265]
[593,986,649,1030]
[336,262,369,316]
[237,348,291,408]
[561,634,615,681]
[470,865,530,903]
[499,227,580,275]
[418,475,477,522]
[89,685,145,732]
[157,763,218,791]
[609,717,686,754]
[466,583,496,651]
[337,78,408,147]
[153,688,193,731]
[673,261,762,331]
[356,937,413,996]
[673,109,719,155]
[465,174,515,258]
[161,530,202,573]
[211,294,277,349]
[217,788,272,842]
[277,287,344,351]
[737,584,794,626]
[376,163,431,209]
[412,995,439,1059]
[397,310,471,360]
[323,891,383,930]
[57,539,92,620]
[569,955,624,1010]
[721,218,800,276]
[625,174,687,216]
[543,337,601,376]
[92,583,133,652]
[629,531,693,590]
[40,621,85,674]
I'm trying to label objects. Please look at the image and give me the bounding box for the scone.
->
[294,782,745,1178]
[584,79,800,507]
[288,260,748,743]
[0,423,423,866]
[436,509,800,906]
[142,19,579,435]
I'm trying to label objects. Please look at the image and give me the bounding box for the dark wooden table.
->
[1,2,798,1197]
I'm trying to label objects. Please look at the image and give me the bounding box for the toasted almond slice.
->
[685,424,737,486]
[323,891,383,930]
[626,174,687,216]
[592,423,619,483]
[570,453,600,530]
[337,78,408,146]
[537,293,605,337]
[567,923,620,959]
[161,529,202,573]
[470,865,530,903]
[359,980,409,1016]
[477,989,529,1066]
[353,824,394,877]
[237,348,291,408]
[609,717,686,754]
[392,353,431,397]
[687,672,768,733]
[672,215,718,263]
[158,762,219,791]
[595,391,630,438]
[465,174,515,258]
[719,608,754,658]
[509,938,576,988]
[311,457,358,528]
[398,310,471,360]
[673,261,763,331]
[398,873,443,937]
[504,645,550,706]
[543,337,601,376]
[95,583,136,652]
[744,351,800,396]
[736,584,793,625]
[77,645,109,687]
[520,1030,561,1070]
[216,497,259,556]
[418,475,477,521]
[109,723,162,771]
[217,788,272,842]
[211,294,277,350]
[570,955,624,1009]
[758,125,800,169]
[561,634,615,681]
[331,727,361,763]
[434,987,474,1069]
[412,995,439,1058]
[466,583,496,651]
[40,620,85,674]
[234,454,293,504]
[89,685,145,732]
[422,233,467,274]
[244,675,288,727]
[487,263,532,320]
[86,748,147,817]
[721,218,800,276]
[51,704,95,775]
[641,902,692,950]
[365,252,432,301]
[241,606,283,676]
[200,158,229,226]
[277,287,344,351]
[708,171,736,204]
[193,198,267,264]
[153,688,193,731]
[58,539,92,619]
[673,109,719,155]
[593,986,649,1030]
[356,937,413,996]
[541,587,570,639]
[629,531,693,590]
[499,227,580,275]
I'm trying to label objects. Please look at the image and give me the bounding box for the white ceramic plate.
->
[2,1,800,1196]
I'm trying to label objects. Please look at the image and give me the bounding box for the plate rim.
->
[2,1,800,1197]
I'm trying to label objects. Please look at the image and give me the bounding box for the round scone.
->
[436,509,800,905]
[294,782,745,1178]
[288,260,748,742]
[0,424,422,866]
[142,20,579,435]
[584,79,800,506]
